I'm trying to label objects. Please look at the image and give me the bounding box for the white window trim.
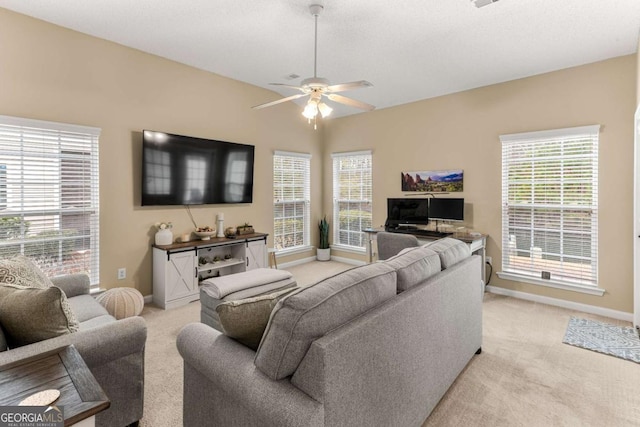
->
[330,244,366,254]
[273,151,311,252]
[499,125,600,294]
[0,115,100,286]
[496,271,605,296]
[332,150,373,250]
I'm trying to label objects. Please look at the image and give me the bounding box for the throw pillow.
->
[216,286,298,350]
[255,262,397,380]
[0,283,80,348]
[0,255,53,289]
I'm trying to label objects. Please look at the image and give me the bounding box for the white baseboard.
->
[278,256,317,269]
[330,255,366,266]
[277,255,365,269]
[486,285,633,322]
[144,295,153,304]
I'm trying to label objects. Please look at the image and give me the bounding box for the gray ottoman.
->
[200,268,297,331]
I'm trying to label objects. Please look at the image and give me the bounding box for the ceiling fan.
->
[252,4,375,128]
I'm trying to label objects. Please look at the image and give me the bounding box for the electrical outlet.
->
[486,256,492,265]
[117,268,126,280]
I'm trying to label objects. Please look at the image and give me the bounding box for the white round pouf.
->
[96,287,144,320]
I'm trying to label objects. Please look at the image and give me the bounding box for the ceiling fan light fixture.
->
[302,100,319,119]
[318,102,332,118]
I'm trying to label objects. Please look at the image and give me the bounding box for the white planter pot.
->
[316,248,331,262]
[155,228,173,246]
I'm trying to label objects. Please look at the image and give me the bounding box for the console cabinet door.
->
[165,251,198,301]
[246,239,267,270]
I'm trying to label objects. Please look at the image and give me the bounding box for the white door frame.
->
[634,106,640,330]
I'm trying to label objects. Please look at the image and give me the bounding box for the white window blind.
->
[332,151,372,250]
[500,125,599,288]
[0,115,100,285]
[273,151,311,251]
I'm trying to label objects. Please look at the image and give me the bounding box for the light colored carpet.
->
[138,262,640,426]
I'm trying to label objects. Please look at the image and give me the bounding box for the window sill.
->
[275,245,314,257]
[496,271,605,296]
[330,245,366,255]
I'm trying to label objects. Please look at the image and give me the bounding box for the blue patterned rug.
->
[563,317,640,363]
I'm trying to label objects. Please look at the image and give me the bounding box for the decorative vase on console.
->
[154,222,173,246]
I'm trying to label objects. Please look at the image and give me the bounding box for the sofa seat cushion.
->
[0,255,53,289]
[255,262,397,380]
[67,294,110,323]
[424,237,471,269]
[216,286,299,350]
[0,283,79,348]
[78,314,116,331]
[385,246,441,292]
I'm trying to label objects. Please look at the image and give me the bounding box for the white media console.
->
[152,233,268,309]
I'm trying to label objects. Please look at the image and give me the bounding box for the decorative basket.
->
[236,226,254,235]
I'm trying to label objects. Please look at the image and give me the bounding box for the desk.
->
[0,345,109,426]
[363,228,488,283]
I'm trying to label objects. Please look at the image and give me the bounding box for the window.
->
[499,125,600,294]
[332,151,372,251]
[273,151,311,252]
[0,115,100,285]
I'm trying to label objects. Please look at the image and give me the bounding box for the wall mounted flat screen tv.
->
[386,198,429,228]
[428,198,464,221]
[141,130,255,206]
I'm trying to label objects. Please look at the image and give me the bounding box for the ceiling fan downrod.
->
[310,4,323,79]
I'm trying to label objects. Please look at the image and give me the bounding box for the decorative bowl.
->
[194,228,216,240]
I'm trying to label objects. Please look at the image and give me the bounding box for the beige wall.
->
[0,8,323,296]
[324,55,636,313]
[1,7,637,312]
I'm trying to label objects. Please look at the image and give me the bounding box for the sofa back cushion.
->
[0,283,79,348]
[255,263,397,380]
[385,246,441,292]
[424,237,471,269]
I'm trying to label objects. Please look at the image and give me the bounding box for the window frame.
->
[331,150,373,253]
[0,115,100,286]
[497,125,603,296]
[272,150,311,254]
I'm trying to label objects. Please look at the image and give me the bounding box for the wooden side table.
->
[0,345,110,426]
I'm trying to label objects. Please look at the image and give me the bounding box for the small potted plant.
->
[317,216,330,261]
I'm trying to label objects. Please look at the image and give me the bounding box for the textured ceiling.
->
[1,0,639,118]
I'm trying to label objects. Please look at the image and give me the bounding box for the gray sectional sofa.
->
[178,238,483,426]
[0,274,146,427]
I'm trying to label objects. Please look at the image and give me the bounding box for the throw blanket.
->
[201,268,293,299]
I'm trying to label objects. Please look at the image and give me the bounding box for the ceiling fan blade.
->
[252,93,308,110]
[326,80,373,93]
[326,94,376,111]
[269,83,306,93]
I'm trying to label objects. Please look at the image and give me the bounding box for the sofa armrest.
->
[0,316,146,368]
[177,323,323,426]
[50,273,90,298]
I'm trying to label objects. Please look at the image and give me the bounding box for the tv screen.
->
[141,130,255,206]
[428,198,464,221]
[386,198,429,227]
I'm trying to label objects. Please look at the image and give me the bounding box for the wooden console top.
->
[153,232,268,251]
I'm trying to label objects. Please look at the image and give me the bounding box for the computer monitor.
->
[428,198,464,221]
[386,198,429,228]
